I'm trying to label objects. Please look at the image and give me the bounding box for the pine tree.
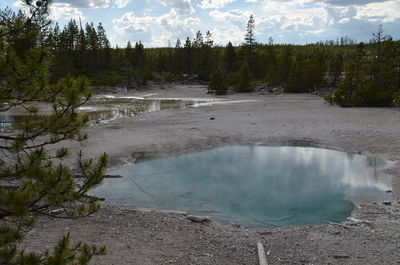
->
[209,69,228,95]
[156,50,167,73]
[244,15,255,66]
[184,37,192,75]
[65,19,78,52]
[192,30,203,49]
[224,41,237,74]
[168,40,173,73]
[134,41,146,84]
[83,23,99,71]
[327,52,344,104]
[198,31,214,80]
[205,30,213,48]
[134,41,145,73]
[192,31,204,77]
[235,63,253,92]
[75,17,87,70]
[277,45,293,84]
[125,41,133,86]
[0,1,108,264]
[173,38,182,74]
[286,58,304,93]
[334,43,365,106]
[244,15,255,47]
[97,23,111,70]
[265,39,279,85]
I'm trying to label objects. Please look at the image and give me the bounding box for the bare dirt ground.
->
[24,85,400,264]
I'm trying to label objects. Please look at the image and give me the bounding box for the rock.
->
[346,217,372,225]
[51,208,65,215]
[187,215,211,223]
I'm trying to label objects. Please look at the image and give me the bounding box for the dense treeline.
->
[334,27,400,107]
[47,17,400,107]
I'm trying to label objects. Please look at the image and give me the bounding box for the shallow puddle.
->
[0,97,199,131]
[81,97,197,124]
[91,146,393,227]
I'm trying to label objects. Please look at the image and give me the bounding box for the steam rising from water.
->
[92,146,393,227]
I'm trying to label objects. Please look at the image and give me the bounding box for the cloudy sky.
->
[2,0,400,47]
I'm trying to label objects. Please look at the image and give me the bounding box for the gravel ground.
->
[24,85,400,264]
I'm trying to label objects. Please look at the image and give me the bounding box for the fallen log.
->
[1,185,19,190]
[1,174,123,190]
[257,242,268,265]
[74,174,123,179]
[333,254,350,259]
[346,217,372,226]
[187,215,211,223]
[322,220,352,229]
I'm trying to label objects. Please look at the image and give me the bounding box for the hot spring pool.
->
[91,146,393,227]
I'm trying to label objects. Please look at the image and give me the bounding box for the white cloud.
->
[148,0,195,15]
[54,0,111,8]
[37,0,400,46]
[112,8,201,47]
[210,2,328,33]
[207,0,332,44]
[322,0,400,30]
[50,3,85,20]
[13,1,85,20]
[201,0,400,45]
[209,9,251,27]
[157,8,201,45]
[207,9,256,45]
[353,1,400,23]
[338,17,349,23]
[53,0,131,8]
[112,12,154,45]
[319,0,389,6]
[114,0,131,8]
[211,25,245,45]
[246,0,389,5]
[198,0,236,9]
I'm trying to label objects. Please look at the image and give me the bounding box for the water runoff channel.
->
[0,94,255,131]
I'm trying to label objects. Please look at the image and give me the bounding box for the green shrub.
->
[209,70,228,95]
[334,87,354,107]
[235,63,254,93]
[139,68,156,85]
[164,73,175,82]
[90,73,124,87]
[394,92,400,105]
[353,81,393,107]
[335,80,394,107]
[163,73,184,82]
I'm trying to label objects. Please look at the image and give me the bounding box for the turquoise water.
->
[91,146,392,227]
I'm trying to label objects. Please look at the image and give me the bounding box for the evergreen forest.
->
[42,16,400,107]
